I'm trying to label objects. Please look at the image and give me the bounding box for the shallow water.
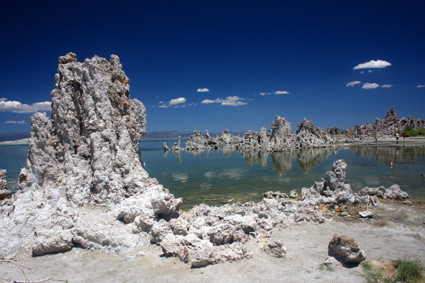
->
[2,141,425,210]
[142,140,425,210]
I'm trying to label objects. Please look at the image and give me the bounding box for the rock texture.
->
[343,107,425,140]
[0,169,11,201]
[328,234,366,264]
[182,116,335,152]
[0,53,181,259]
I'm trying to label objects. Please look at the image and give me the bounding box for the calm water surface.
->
[2,140,425,210]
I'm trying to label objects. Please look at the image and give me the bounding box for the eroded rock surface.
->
[328,234,366,264]
[181,116,335,152]
[0,53,181,259]
[0,169,11,201]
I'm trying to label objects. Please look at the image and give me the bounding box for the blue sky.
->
[1,0,424,134]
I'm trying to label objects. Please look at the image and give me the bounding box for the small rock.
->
[125,255,135,261]
[359,211,373,218]
[289,190,298,199]
[137,251,145,257]
[262,240,286,258]
[403,200,412,205]
[328,234,366,264]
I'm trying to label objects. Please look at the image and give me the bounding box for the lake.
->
[2,140,425,210]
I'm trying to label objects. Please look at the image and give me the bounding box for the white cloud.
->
[381,84,393,88]
[201,96,248,106]
[353,60,391,70]
[222,96,248,106]
[362,83,380,89]
[201,98,221,104]
[346,81,361,87]
[274,91,289,95]
[5,120,25,124]
[259,91,289,96]
[157,97,189,108]
[418,84,425,88]
[197,88,209,92]
[0,99,51,113]
[169,97,186,105]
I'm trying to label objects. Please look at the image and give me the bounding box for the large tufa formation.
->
[181,116,335,152]
[0,53,181,259]
[20,52,149,205]
[341,107,425,139]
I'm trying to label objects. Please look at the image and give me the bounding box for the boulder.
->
[384,184,409,201]
[262,240,286,258]
[328,234,366,264]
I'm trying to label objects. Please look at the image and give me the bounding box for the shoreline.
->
[1,201,424,282]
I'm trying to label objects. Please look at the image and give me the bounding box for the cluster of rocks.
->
[0,53,411,269]
[327,107,425,140]
[168,116,336,152]
[300,159,411,218]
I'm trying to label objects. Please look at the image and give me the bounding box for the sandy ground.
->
[1,202,424,283]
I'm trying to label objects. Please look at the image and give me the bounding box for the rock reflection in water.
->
[350,146,425,165]
[180,147,334,176]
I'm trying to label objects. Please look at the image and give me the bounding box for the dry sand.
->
[1,202,424,283]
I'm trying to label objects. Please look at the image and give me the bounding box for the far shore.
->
[2,136,425,147]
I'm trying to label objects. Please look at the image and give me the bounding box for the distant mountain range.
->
[0,130,247,142]
[0,131,31,142]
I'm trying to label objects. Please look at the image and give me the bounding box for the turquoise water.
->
[2,141,425,210]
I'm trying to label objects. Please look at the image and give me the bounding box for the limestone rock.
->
[22,53,149,205]
[0,169,7,191]
[384,184,409,201]
[0,53,181,259]
[359,211,373,218]
[262,240,286,258]
[343,107,425,140]
[328,234,366,264]
[358,186,386,198]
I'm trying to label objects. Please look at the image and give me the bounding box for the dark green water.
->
[142,141,425,210]
[2,141,425,210]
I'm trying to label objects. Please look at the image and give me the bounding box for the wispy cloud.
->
[346,81,361,87]
[0,99,51,113]
[202,96,249,106]
[197,88,209,92]
[418,84,425,88]
[5,120,26,124]
[157,97,187,108]
[381,84,393,88]
[170,97,186,105]
[353,60,392,70]
[362,83,380,89]
[274,90,289,95]
[259,90,289,96]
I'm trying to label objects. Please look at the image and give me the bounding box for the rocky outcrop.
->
[235,116,335,151]
[328,234,366,265]
[0,169,11,201]
[327,127,341,136]
[0,53,181,259]
[181,116,334,152]
[344,107,425,140]
[300,159,409,211]
[164,135,182,152]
